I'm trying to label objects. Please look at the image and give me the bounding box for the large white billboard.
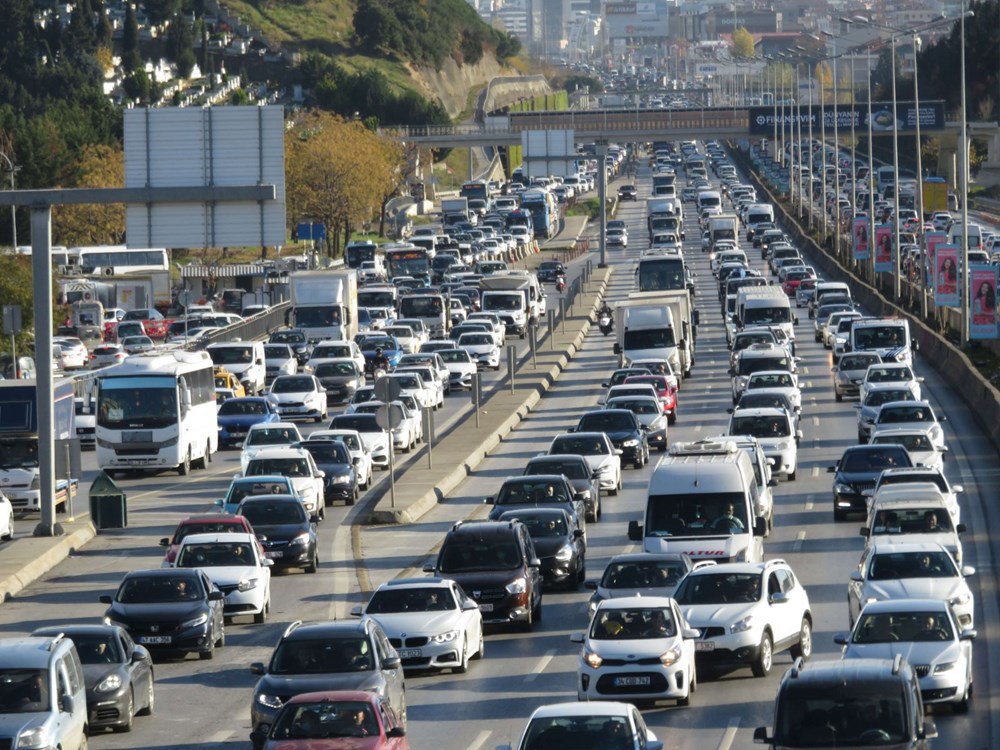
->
[604,0,669,39]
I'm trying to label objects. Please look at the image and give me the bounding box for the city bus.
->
[74,246,169,276]
[384,246,432,281]
[96,350,217,476]
[518,190,559,239]
[345,241,380,270]
[460,181,490,203]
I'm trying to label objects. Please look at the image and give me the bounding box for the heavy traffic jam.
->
[0,136,986,750]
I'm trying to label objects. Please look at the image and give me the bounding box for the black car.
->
[601,367,652,389]
[237,494,320,572]
[424,520,543,630]
[574,408,649,469]
[32,624,155,733]
[497,508,585,590]
[298,440,359,506]
[617,184,638,201]
[484,474,587,531]
[828,444,914,521]
[268,329,312,365]
[536,260,566,283]
[99,569,226,660]
[523,454,601,522]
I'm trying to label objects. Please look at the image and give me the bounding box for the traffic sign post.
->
[374,378,402,403]
[528,325,537,368]
[471,373,481,429]
[2,305,21,379]
[422,407,434,469]
[507,345,516,394]
[376,403,406,509]
[547,310,555,349]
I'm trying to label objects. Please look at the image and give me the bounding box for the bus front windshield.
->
[638,260,685,291]
[386,254,430,277]
[98,376,178,429]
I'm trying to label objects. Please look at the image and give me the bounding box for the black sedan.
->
[523,454,601,522]
[617,184,638,201]
[33,624,154,733]
[99,569,226,661]
[237,494,320,573]
[574,408,649,469]
[536,260,566,283]
[497,508,586,590]
[828,444,914,521]
[298,439,359,506]
[485,474,587,533]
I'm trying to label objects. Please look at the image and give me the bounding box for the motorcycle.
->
[598,311,613,336]
[555,275,566,293]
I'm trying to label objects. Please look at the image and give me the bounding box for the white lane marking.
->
[812,416,820,427]
[806,380,813,389]
[327,521,353,621]
[467,730,492,750]
[805,494,814,511]
[525,650,556,682]
[716,718,741,750]
[694,424,702,432]
[811,466,819,478]
[792,530,807,553]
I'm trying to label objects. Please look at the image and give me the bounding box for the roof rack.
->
[46,633,66,652]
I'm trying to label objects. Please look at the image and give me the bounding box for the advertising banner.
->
[970,264,999,340]
[852,217,870,261]
[874,223,894,273]
[925,231,947,268]
[748,101,946,135]
[934,244,959,307]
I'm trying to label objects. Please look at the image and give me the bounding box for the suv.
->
[0,635,89,749]
[673,559,812,677]
[248,619,405,749]
[754,657,938,749]
[423,520,543,631]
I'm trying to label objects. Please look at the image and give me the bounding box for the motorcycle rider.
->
[371,347,390,373]
[598,302,612,320]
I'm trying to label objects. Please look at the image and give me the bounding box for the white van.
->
[207,340,267,395]
[744,204,775,240]
[627,440,767,562]
[737,287,797,349]
[847,317,916,366]
[696,190,722,213]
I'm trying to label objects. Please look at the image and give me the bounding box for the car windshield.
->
[590,607,677,640]
[314,362,357,377]
[439,540,522,573]
[300,442,350,464]
[270,638,374,675]
[622,328,675,349]
[246,458,310,477]
[872,434,933,452]
[609,399,660,415]
[869,550,958,579]
[366,587,455,614]
[239,500,306,525]
[209,347,254,365]
[270,331,305,345]
[840,450,911,472]
[870,506,954,535]
[0,669,49,713]
[177,542,255,567]
[864,390,914,407]
[174,519,248,542]
[578,413,635,431]
[730,415,790,438]
[270,700,381,740]
[748,373,793,389]
[67,633,122,664]
[867,367,913,383]
[840,355,881,371]
[117,575,202,603]
[498,481,570,504]
[852,611,954,643]
[775,691,907,747]
[526,460,588,480]
[313,345,351,359]
[521,716,631,750]
[219,400,268,416]
[738,357,789,375]
[272,377,314,394]
[551,436,608,456]
[645,493,749,537]
[264,346,292,359]
[247,428,298,445]
[674,572,761,604]
[601,560,688,589]
[737,393,789,410]
[879,406,933,423]
[459,334,493,346]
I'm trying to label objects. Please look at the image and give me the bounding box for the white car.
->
[354,400,420,453]
[862,493,965,565]
[263,344,298,382]
[870,400,945,449]
[744,370,801,412]
[466,312,507,346]
[352,577,484,673]
[243,446,326,520]
[392,318,431,347]
[382,325,420,354]
[88,343,127,369]
[328,413,392,470]
[606,227,628,247]
[52,337,88,369]
[674,560,813,678]
[382,371,434,410]
[394,365,445,409]
[869,425,946,471]
[848,541,976,628]
[121,335,155,355]
[586,553,703,618]
[267,374,329,423]
[859,362,924,402]
[836,598,974,712]
[307,429,374,489]
[397,353,450,394]
[822,310,863,349]
[457,332,500,371]
[498,701,662,750]
[868,469,964,525]
[547,432,622,496]
[437,348,476,391]
[727,407,800,481]
[571,596,697,705]
[305,340,365,374]
[239,422,303,474]
[173,532,271,623]
[0,490,13,541]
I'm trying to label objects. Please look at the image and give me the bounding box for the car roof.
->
[249,421,299,430]
[527,454,589,465]
[381,577,454,590]
[497,507,572,520]
[178,514,250,524]
[856,598,950,615]
[869,540,950,553]
[238,494,301,506]
[246,446,310,460]
[731,407,790,418]
[446,520,521,540]
[177,532,258,545]
[529,701,636,719]
[282,619,369,641]
[606,552,692,564]
[285,690,381,706]
[595,595,678,610]
[782,658,913,688]
[0,637,75,667]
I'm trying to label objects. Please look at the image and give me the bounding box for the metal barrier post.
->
[387,430,396,508]
[64,443,74,522]
[423,407,433,469]
[560,298,566,332]
[529,324,537,368]
[507,345,516,394]
[472,373,481,428]
[547,310,555,349]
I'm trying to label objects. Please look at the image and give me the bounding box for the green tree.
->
[144,0,180,26]
[0,256,40,357]
[731,27,755,59]
[122,2,141,72]
[122,69,150,103]
[169,14,196,78]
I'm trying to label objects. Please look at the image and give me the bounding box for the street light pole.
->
[0,152,18,250]
[913,32,928,317]
[831,39,842,260]
[866,43,877,282]
[960,1,970,346]
[890,31,902,302]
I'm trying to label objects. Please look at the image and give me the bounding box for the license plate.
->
[614,676,651,687]
[398,649,422,659]
[230,431,245,437]
[695,642,715,652]
[477,603,493,612]
[265,550,283,559]
[127,459,145,465]
[139,636,172,644]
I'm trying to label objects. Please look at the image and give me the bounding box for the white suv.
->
[674,559,812,677]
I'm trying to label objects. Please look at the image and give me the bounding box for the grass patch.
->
[567,197,614,221]
[221,0,356,50]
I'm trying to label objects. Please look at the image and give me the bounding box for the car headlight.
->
[30,475,40,490]
[505,577,527,595]
[555,544,575,562]
[288,532,311,547]
[96,673,123,693]
[238,578,258,592]
[622,439,638,448]
[332,473,353,485]
[583,650,603,669]
[431,630,460,644]
[180,613,209,629]
[834,483,855,495]
[933,661,956,674]
[730,615,754,634]
[660,646,683,666]
[17,727,49,749]
[949,592,972,606]
[256,692,284,709]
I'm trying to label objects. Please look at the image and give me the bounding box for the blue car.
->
[215,475,296,514]
[359,335,404,370]
[217,397,280,448]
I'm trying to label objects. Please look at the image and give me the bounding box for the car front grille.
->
[913,665,930,678]
[389,636,430,648]
[470,588,506,603]
[700,627,726,639]
[600,657,663,667]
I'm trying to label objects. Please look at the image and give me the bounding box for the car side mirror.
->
[827,466,837,473]
[387,726,407,738]
[614,449,623,456]
[753,727,772,744]
[569,632,585,644]
[208,590,224,601]
[484,496,494,504]
[961,565,976,577]
[250,662,267,675]
[627,520,643,541]
[613,343,621,354]
[159,538,170,547]
[99,595,112,604]
[769,592,789,605]
[833,633,848,645]
[422,562,436,573]
[754,517,766,537]
[959,628,977,641]
[382,655,402,670]
[850,571,863,582]
[920,720,938,741]
[859,527,870,538]
[349,605,363,617]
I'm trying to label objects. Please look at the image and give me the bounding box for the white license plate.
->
[139,636,172,645]
[398,649,422,659]
[265,550,283,559]
[614,676,651,687]
[230,431,245,437]
[477,603,494,612]
[695,642,715,652]
[127,459,146,465]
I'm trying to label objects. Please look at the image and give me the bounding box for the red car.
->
[251,690,409,750]
[782,268,815,296]
[624,374,677,424]
[159,515,257,565]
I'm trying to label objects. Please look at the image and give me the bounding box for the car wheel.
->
[788,469,797,481]
[305,549,318,574]
[633,456,643,469]
[347,488,357,506]
[532,593,543,623]
[576,556,586,585]
[609,479,619,497]
[317,505,325,522]
[178,449,191,476]
[668,410,677,426]
[199,641,214,660]
[519,603,534,632]
[79,736,88,750]
[678,671,692,707]
[472,628,484,660]
[955,679,972,713]
[216,620,226,648]
[751,631,773,677]
[111,690,135,732]
[835,391,843,402]
[454,637,470,674]
[596,494,602,520]
[254,597,268,625]
[137,674,154,716]
[789,618,813,661]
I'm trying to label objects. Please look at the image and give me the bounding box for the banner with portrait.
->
[852,217,870,261]
[970,264,999,340]
[934,244,959,307]
[925,231,947,272]
[874,223,894,273]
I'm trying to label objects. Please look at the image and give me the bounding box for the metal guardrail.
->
[188,302,291,350]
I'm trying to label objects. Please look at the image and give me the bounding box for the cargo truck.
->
[624,291,697,377]
[289,269,359,343]
[613,300,688,378]
[479,272,542,338]
[441,197,471,227]
[708,214,739,250]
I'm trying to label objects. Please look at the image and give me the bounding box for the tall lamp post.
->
[0,152,18,250]
[959,1,970,346]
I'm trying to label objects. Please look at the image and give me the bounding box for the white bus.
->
[96,350,217,476]
[74,246,169,276]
